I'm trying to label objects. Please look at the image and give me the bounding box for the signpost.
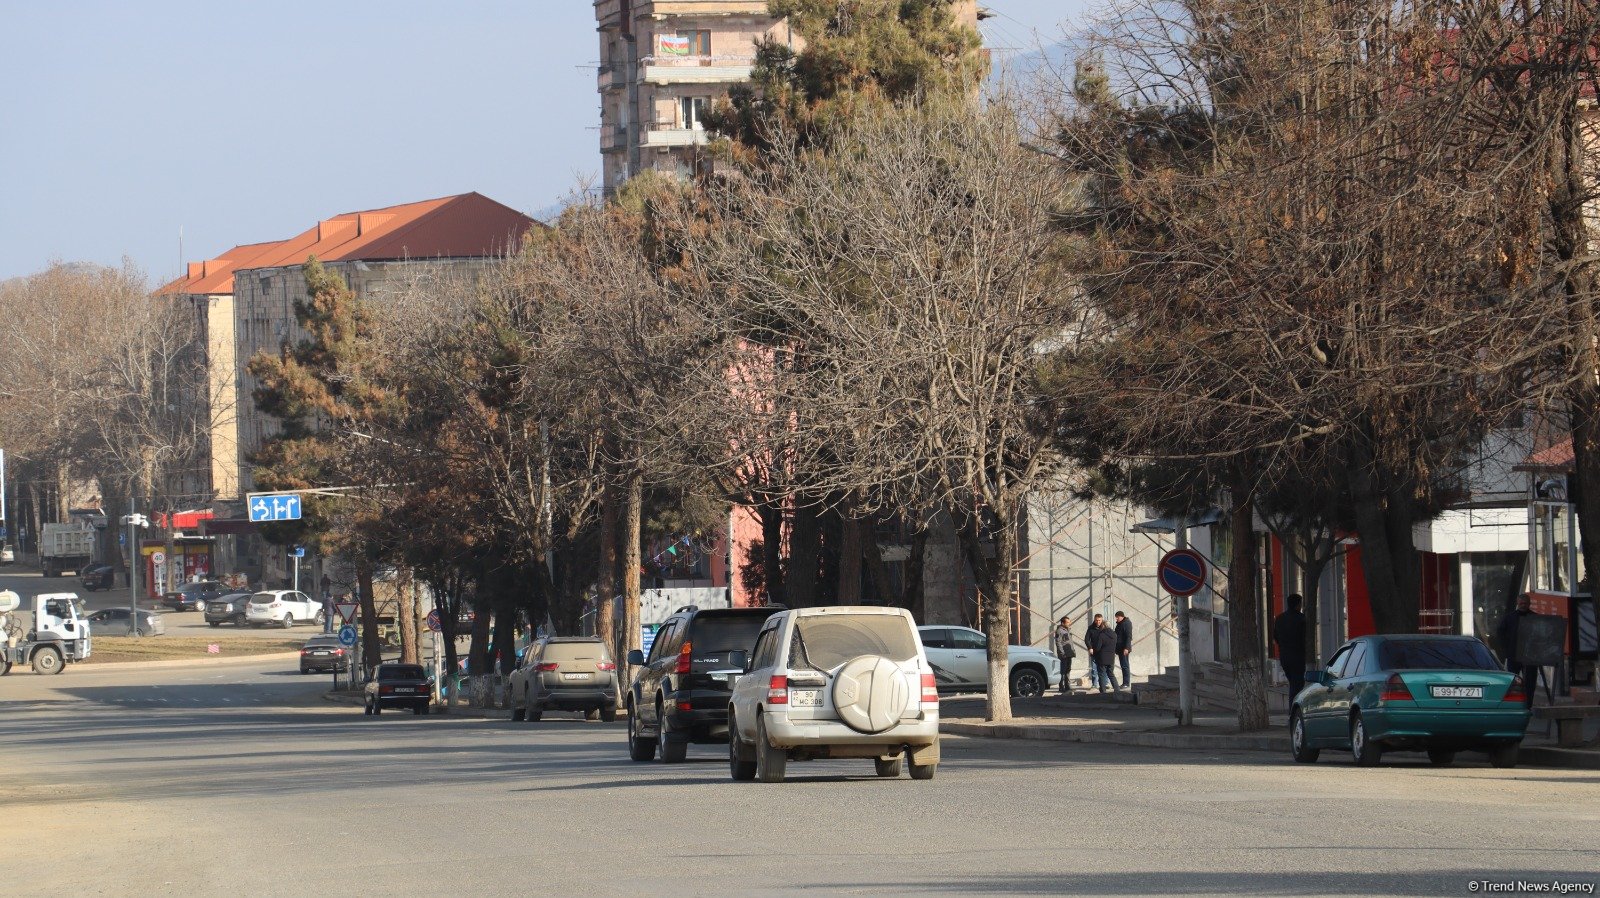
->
[425,609,441,632]
[1159,540,1208,726]
[334,602,358,626]
[338,624,357,647]
[247,493,302,523]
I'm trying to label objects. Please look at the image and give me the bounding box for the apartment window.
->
[681,96,710,129]
[657,29,710,57]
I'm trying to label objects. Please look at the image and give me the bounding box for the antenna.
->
[179,225,184,276]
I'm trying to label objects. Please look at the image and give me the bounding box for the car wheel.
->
[600,704,617,723]
[585,708,600,721]
[874,755,903,778]
[1489,743,1520,769]
[1290,710,1320,763]
[1427,749,1456,767]
[1351,712,1382,767]
[658,699,687,763]
[281,614,294,629]
[1009,666,1046,698]
[728,709,757,781]
[30,646,63,676]
[627,702,657,762]
[208,622,221,628]
[754,713,786,783]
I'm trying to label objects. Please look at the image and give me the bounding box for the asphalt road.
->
[0,567,314,639]
[1,659,1596,897]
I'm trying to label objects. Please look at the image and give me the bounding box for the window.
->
[951,629,987,651]
[1534,502,1575,595]
[919,629,951,649]
[655,29,710,57]
[789,614,919,671]
[680,30,710,55]
[378,665,426,680]
[647,621,678,662]
[1378,639,1499,671]
[687,611,770,655]
[1350,643,1376,678]
[681,95,710,129]
[751,629,777,670]
[1324,645,1352,678]
[1342,643,1368,679]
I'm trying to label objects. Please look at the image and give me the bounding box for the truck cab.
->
[0,590,92,675]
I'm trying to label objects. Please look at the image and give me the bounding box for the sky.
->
[0,1,1094,284]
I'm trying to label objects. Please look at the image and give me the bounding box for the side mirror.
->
[1304,670,1328,687]
[728,650,749,671]
[626,649,647,666]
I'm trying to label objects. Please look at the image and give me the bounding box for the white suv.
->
[918,626,1061,697]
[728,606,940,783]
[244,590,322,628]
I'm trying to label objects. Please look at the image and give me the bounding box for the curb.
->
[79,651,300,672]
[943,720,1286,753]
[320,690,512,720]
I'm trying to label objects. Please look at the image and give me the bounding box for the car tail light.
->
[676,640,693,675]
[1503,676,1528,704]
[766,675,788,704]
[299,649,309,655]
[921,673,939,704]
[334,649,344,656]
[1380,673,1413,703]
[380,685,394,694]
[676,699,692,711]
[597,660,616,671]
[536,662,559,672]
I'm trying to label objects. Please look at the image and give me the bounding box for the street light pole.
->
[127,505,142,639]
[1175,516,1196,727]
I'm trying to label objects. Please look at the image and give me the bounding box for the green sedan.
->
[1290,634,1530,768]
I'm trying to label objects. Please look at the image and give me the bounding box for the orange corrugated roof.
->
[160,192,537,295]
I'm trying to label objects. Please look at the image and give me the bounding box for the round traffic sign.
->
[338,624,357,647]
[1158,548,1208,597]
[425,609,441,632]
[151,550,165,565]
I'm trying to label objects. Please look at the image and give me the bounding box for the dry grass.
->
[83,636,303,664]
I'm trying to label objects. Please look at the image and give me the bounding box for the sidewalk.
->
[939,693,1600,769]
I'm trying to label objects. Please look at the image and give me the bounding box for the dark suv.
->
[625,604,784,763]
[163,580,229,612]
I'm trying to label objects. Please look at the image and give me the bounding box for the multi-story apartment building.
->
[594,1,980,193]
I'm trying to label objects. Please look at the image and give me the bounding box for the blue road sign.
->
[118,532,126,547]
[248,493,302,523]
[338,624,357,647]
[640,624,658,657]
[290,545,305,558]
[1158,548,1208,597]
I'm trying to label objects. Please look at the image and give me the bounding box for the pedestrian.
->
[1087,614,1119,694]
[1272,594,1308,698]
[1083,614,1101,691]
[1052,615,1076,694]
[1113,611,1134,688]
[320,573,333,600]
[1495,593,1538,707]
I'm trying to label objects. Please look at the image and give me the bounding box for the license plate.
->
[393,687,414,693]
[562,673,589,680]
[790,689,821,707]
[1430,685,1483,699]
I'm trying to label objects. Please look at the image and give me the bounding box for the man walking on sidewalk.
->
[1495,593,1538,708]
[1114,611,1133,689]
[1084,614,1101,691]
[1052,615,1076,694]
[1088,614,1119,694]
[1273,594,1308,698]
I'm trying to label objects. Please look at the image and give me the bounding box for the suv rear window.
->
[689,611,776,655]
[542,641,606,663]
[1378,639,1499,671]
[791,614,918,670]
[250,593,276,604]
[378,665,426,680]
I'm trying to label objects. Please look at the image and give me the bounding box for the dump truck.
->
[39,522,97,577]
[0,590,92,675]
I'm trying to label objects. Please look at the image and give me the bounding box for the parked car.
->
[917,626,1061,697]
[204,592,253,627]
[161,580,229,612]
[510,637,618,722]
[1290,634,1531,768]
[625,604,787,763]
[299,634,350,674]
[363,663,432,715]
[244,590,323,629]
[728,605,940,783]
[0,545,13,565]
[86,607,165,637]
[79,564,116,591]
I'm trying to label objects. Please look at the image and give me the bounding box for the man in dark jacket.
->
[1052,615,1076,694]
[1087,614,1119,694]
[1496,593,1537,707]
[1272,594,1308,698]
[1113,611,1134,688]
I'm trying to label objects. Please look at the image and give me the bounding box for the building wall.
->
[204,292,240,500]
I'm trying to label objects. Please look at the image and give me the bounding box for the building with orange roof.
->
[162,192,537,585]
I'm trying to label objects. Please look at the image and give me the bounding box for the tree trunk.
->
[837,514,866,604]
[864,519,894,606]
[357,560,379,679]
[759,497,785,603]
[1227,468,1269,731]
[468,592,492,675]
[494,595,517,676]
[786,500,821,608]
[598,481,618,646]
[397,567,418,665]
[621,470,643,669]
[1345,438,1421,634]
[959,511,1014,722]
[902,523,928,620]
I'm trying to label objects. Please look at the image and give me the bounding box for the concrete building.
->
[594,0,981,193]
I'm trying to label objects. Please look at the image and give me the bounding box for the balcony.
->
[641,127,710,149]
[641,61,753,85]
[597,65,627,91]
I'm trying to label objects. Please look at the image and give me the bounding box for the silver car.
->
[728,606,940,783]
[85,608,165,636]
[917,626,1061,697]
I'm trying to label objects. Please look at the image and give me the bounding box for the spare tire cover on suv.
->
[832,655,910,734]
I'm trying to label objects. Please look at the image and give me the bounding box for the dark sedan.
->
[204,592,252,627]
[162,580,229,612]
[363,663,432,716]
[299,634,350,674]
[80,564,116,591]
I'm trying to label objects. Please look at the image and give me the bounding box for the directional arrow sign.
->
[248,493,302,523]
[334,602,359,625]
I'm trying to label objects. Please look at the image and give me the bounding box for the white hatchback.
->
[244,590,322,628]
[728,606,940,783]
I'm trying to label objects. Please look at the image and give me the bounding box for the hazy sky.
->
[0,1,1093,284]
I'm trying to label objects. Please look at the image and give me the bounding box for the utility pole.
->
[1174,516,1196,726]
[124,508,148,638]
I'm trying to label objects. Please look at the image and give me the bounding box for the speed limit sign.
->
[151,550,166,566]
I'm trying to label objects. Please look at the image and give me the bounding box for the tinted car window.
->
[689,612,772,655]
[1379,639,1499,671]
[952,629,987,651]
[647,622,678,662]
[919,629,950,649]
[751,630,776,669]
[1341,644,1368,678]
[791,614,918,670]
[378,665,426,680]
[250,592,276,604]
